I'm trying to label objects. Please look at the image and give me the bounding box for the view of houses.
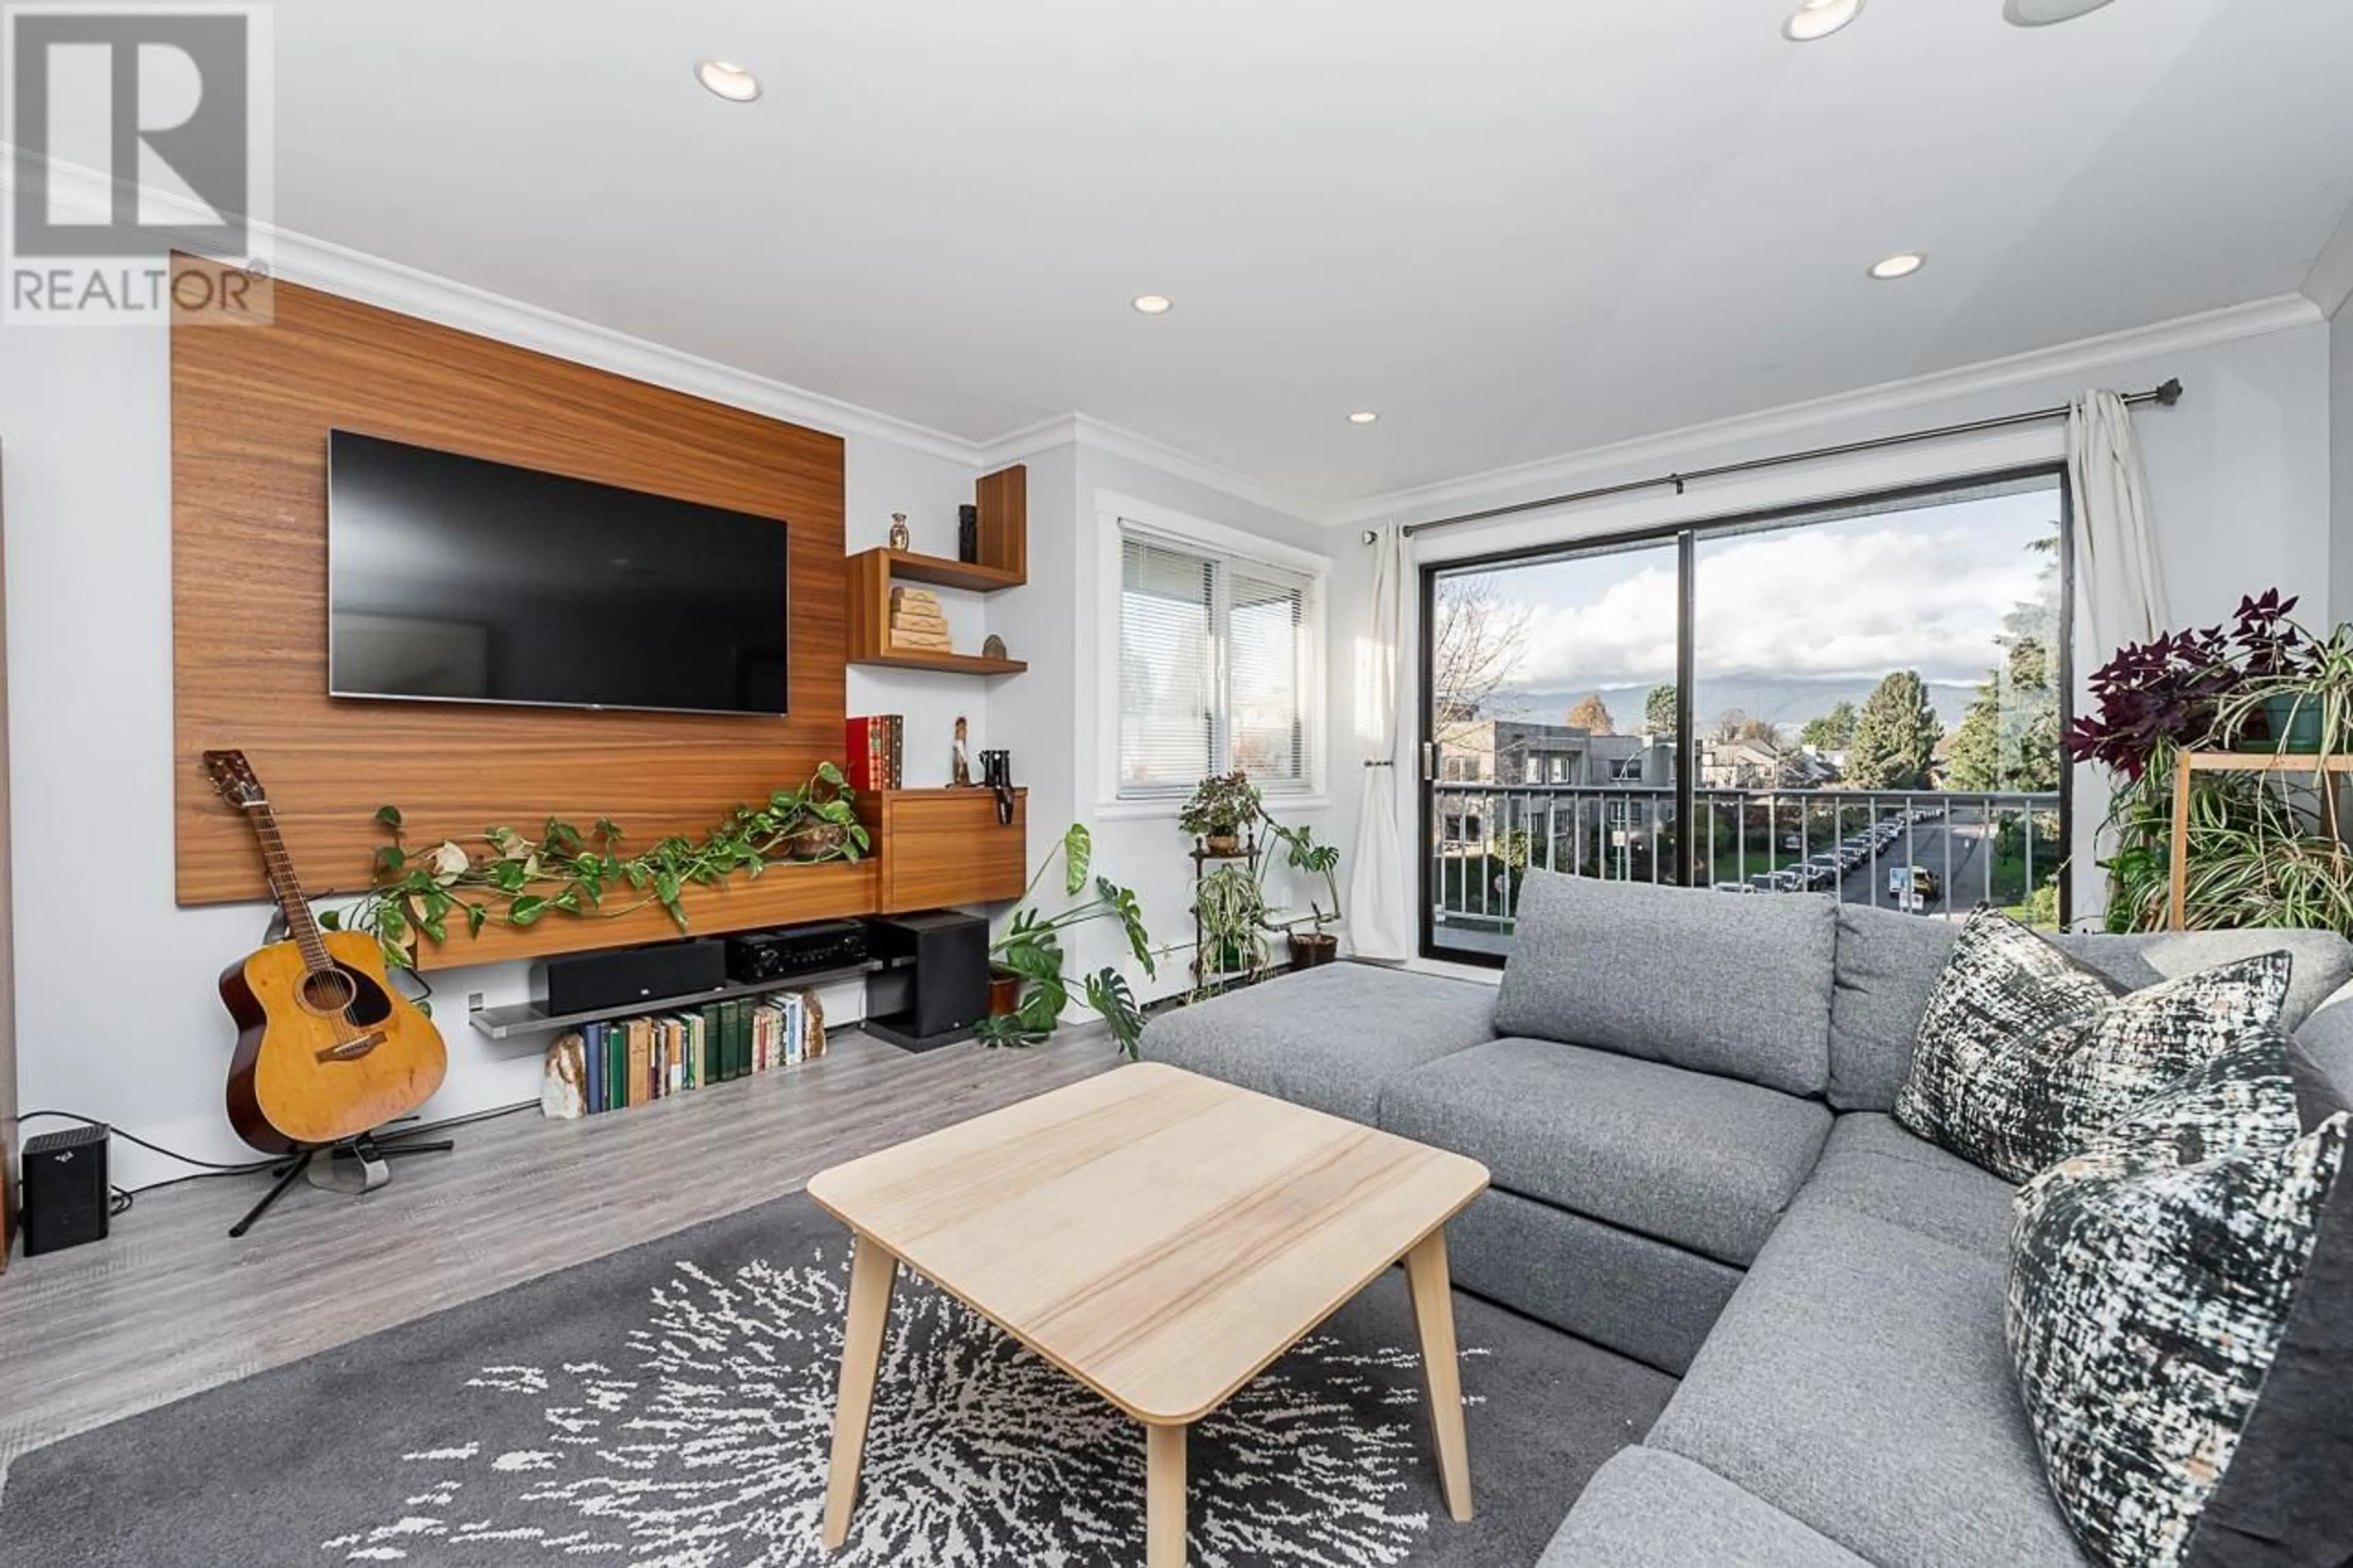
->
[1427,479,2069,950]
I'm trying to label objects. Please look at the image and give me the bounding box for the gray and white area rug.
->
[0,1193,1672,1568]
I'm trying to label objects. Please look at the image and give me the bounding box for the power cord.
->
[12,1099,543,1209]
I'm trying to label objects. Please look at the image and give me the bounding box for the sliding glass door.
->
[1420,471,2068,964]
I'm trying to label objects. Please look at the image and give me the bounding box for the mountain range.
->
[1493,676,1980,741]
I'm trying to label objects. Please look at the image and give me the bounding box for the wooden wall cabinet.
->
[863,788,1028,914]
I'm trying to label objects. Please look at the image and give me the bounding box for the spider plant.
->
[1192,861,1273,993]
[2075,592,2353,937]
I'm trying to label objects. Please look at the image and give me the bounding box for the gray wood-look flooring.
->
[0,1029,1115,1474]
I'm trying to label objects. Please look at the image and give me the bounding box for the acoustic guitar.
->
[203,750,448,1153]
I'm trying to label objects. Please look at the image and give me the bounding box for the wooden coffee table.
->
[806,1061,1491,1566]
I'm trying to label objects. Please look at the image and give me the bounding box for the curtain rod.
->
[1362,377,2183,543]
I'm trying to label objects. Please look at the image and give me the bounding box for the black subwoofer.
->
[864,911,989,1051]
[21,1123,110,1256]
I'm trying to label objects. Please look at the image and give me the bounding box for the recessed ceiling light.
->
[1868,251,1927,280]
[1131,294,1173,316]
[2004,0,2116,25]
[1347,411,1381,425]
[695,60,762,103]
[1783,0,1865,42]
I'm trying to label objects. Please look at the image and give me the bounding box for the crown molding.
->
[0,146,976,467]
[6,146,1315,512]
[2304,201,2353,322]
[1322,293,2324,529]
[8,146,2324,526]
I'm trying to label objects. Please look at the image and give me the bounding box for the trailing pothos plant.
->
[324,763,871,973]
[978,824,1157,1056]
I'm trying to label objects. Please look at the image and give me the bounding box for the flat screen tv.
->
[327,430,790,716]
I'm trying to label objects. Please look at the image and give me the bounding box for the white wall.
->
[2333,305,2353,623]
[1322,311,2338,950]
[987,437,1332,1001]
[0,314,993,1187]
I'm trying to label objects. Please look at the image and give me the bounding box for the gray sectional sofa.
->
[1137,870,2353,1568]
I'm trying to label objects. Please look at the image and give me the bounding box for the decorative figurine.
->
[953,716,974,788]
[888,512,912,551]
[888,585,953,652]
[983,633,1009,660]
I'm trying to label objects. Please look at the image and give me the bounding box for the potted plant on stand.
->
[2067,590,2353,936]
[977,824,1157,1057]
[1180,770,1263,858]
[1265,816,1343,969]
[1192,860,1273,996]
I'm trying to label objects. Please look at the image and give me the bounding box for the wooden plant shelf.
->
[855,548,1025,594]
[2167,750,2351,931]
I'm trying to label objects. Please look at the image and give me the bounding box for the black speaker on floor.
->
[865,911,989,1051]
[544,938,727,1015]
[21,1123,110,1256]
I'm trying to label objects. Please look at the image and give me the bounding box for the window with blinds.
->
[1118,528,1314,797]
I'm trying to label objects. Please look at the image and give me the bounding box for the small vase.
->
[987,969,1023,1017]
[2261,693,2326,754]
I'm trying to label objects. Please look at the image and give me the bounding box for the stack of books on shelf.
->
[846,714,904,792]
[554,989,826,1117]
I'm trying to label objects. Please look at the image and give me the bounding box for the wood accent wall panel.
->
[866,788,1028,914]
[172,259,857,967]
[974,464,1028,581]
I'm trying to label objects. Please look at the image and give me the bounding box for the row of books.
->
[846,714,906,793]
[557,990,825,1116]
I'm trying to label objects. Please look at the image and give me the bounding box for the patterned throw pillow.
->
[1895,907,2290,1182]
[2007,1031,2353,1568]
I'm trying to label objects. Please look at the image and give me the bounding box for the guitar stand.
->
[228,1125,454,1238]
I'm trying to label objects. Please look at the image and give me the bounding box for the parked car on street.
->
[1887,864,1942,901]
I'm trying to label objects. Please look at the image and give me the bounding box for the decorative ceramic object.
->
[982,633,1008,660]
[888,585,953,652]
[541,1033,587,1120]
[888,512,912,551]
[953,716,974,788]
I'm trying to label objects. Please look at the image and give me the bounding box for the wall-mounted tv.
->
[327,430,790,716]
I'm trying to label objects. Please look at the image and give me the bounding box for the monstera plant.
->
[978,824,1157,1056]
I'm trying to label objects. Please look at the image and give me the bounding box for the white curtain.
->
[1349,523,1414,961]
[2066,390,2169,650]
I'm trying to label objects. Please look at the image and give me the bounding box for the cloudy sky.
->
[1447,485,2060,694]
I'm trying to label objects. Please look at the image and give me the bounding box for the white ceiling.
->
[264,0,2353,513]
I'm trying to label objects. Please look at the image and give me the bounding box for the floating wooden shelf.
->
[855,548,1025,594]
[851,649,1029,676]
[411,858,880,972]
[844,547,1028,676]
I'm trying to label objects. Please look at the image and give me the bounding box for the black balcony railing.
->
[1430,783,2063,957]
